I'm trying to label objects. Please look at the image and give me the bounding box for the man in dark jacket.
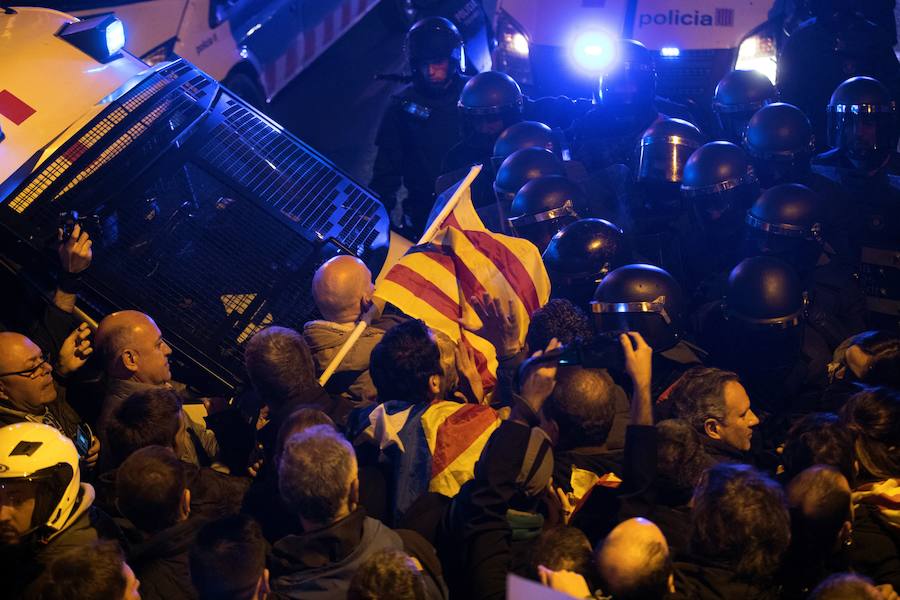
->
[115,445,205,600]
[270,424,447,600]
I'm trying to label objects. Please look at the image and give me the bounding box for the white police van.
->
[28,0,383,107]
[491,0,781,101]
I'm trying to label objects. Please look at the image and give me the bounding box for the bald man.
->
[304,256,404,403]
[596,518,675,600]
[0,330,99,464]
[96,310,217,466]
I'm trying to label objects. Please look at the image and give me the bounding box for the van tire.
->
[223,71,266,110]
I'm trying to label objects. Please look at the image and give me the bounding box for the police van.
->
[28,0,383,107]
[491,0,785,101]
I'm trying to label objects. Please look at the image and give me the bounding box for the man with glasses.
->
[0,328,99,467]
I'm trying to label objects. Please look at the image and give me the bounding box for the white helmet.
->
[0,422,81,536]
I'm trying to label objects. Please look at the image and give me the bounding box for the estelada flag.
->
[374,165,552,389]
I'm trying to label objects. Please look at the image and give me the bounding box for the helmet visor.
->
[828,110,898,165]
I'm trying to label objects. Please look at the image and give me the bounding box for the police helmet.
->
[544,217,627,294]
[406,17,463,91]
[724,256,807,329]
[459,71,524,116]
[591,263,685,352]
[493,121,560,164]
[827,76,899,170]
[0,423,81,540]
[713,70,777,144]
[600,39,657,109]
[682,141,759,232]
[494,147,566,206]
[743,183,825,271]
[508,175,584,251]
[635,118,704,183]
[744,102,815,187]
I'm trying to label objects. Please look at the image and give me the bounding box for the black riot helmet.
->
[599,39,657,114]
[827,76,899,172]
[508,175,583,252]
[713,70,777,144]
[744,102,815,188]
[458,71,525,146]
[743,183,825,273]
[636,118,704,184]
[682,141,759,239]
[495,147,566,206]
[544,218,628,309]
[591,263,685,352]
[406,17,463,93]
[724,256,807,329]
[493,121,560,166]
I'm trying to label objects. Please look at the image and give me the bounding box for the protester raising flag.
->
[374,165,552,389]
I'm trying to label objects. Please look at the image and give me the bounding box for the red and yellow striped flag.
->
[375,166,551,388]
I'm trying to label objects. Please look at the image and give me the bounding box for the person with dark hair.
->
[674,463,790,599]
[347,548,428,600]
[95,310,218,468]
[304,256,405,404]
[620,419,715,558]
[525,298,594,352]
[115,445,201,600]
[244,325,349,467]
[190,515,270,600]
[270,425,446,599]
[840,387,900,590]
[669,367,759,462]
[31,539,141,600]
[781,412,856,484]
[596,518,674,600]
[781,466,854,599]
[529,527,594,589]
[242,406,336,542]
[351,318,500,519]
[98,388,248,522]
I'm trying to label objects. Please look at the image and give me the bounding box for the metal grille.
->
[655,49,735,104]
[197,101,383,254]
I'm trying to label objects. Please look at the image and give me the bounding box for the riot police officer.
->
[744,101,847,240]
[507,174,584,252]
[712,69,777,145]
[543,218,629,310]
[370,17,469,238]
[777,0,900,150]
[813,76,900,330]
[741,183,867,349]
[697,256,831,411]
[680,141,760,304]
[492,120,561,167]
[624,118,704,282]
[592,263,705,400]
[494,147,566,207]
[570,39,694,175]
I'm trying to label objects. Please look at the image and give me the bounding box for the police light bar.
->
[570,30,616,73]
[58,14,125,63]
[660,47,680,58]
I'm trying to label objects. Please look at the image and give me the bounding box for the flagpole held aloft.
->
[317,164,483,388]
[416,164,482,245]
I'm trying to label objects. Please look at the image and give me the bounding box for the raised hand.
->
[458,293,520,358]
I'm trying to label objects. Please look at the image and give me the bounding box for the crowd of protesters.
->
[3,0,900,599]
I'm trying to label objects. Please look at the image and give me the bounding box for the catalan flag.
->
[374,165,552,389]
[349,399,502,518]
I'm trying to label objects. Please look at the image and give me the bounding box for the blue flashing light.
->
[660,46,680,58]
[570,30,616,73]
[105,19,125,56]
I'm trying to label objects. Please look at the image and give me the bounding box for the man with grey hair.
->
[303,255,405,403]
[669,366,759,462]
[270,425,446,599]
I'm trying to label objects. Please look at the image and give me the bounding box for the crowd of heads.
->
[2,2,900,599]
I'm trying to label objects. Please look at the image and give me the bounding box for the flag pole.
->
[318,164,483,388]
